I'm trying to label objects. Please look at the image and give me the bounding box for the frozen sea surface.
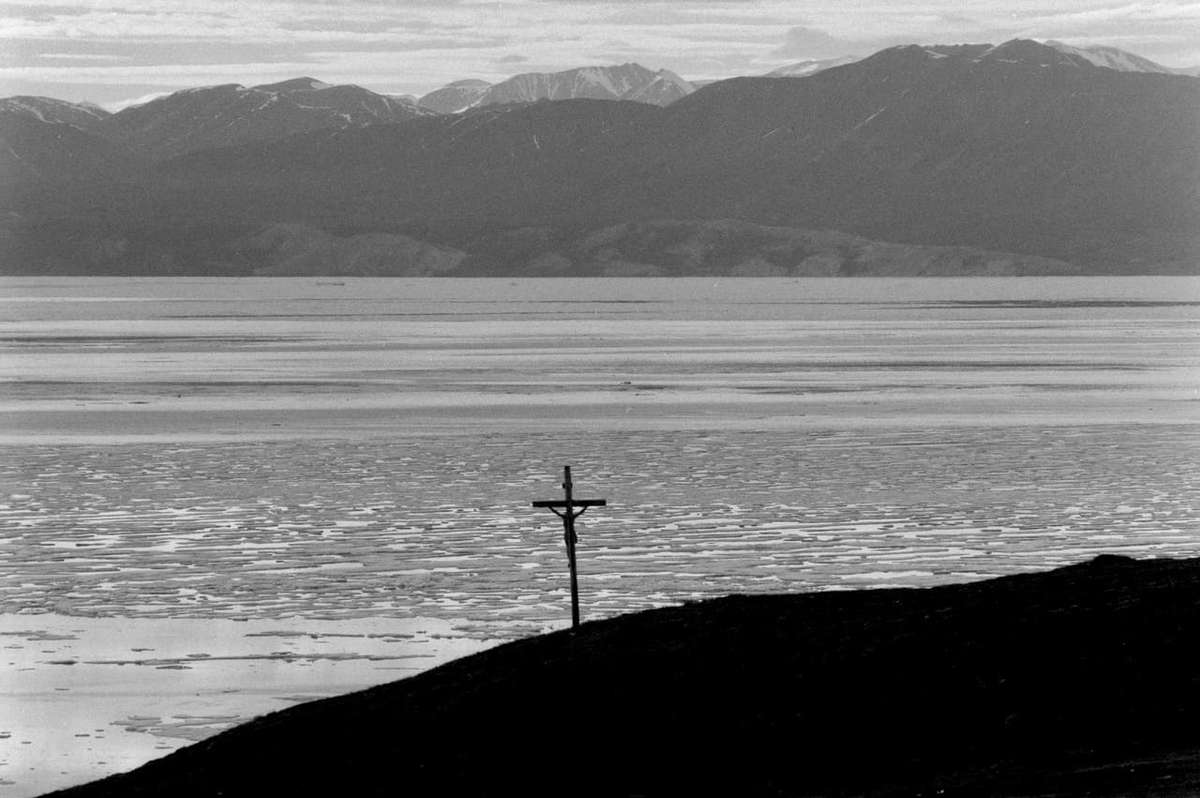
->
[1,276,1199,795]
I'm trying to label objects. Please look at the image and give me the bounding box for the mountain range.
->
[2,39,1197,276]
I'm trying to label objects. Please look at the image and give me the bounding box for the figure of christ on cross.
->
[532,466,607,629]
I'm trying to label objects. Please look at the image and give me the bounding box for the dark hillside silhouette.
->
[52,555,1200,797]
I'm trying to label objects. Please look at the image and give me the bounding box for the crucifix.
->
[532,466,607,629]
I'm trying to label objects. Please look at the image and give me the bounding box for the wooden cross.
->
[532,465,606,629]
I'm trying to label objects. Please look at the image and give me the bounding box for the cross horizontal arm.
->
[532,499,607,508]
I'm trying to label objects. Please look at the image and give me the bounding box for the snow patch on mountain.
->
[766,56,861,77]
[255,77,335,94]
[1044,41,1177,74]
[418,79,493,114]
[105,92,172,112]
[625,69,692,104]
[0,96,111,130]
[978,40,1090,68]
[475,64,693,109]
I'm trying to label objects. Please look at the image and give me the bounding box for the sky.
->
[3,0,1198,108]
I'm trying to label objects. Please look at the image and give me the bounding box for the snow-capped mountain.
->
[110,77,432,159]
[765,56,862,78]
[967,39,1090,67]
[480,64,693,107]
[623,69,695,106]
[756,42,1163,81]
[421,64,695,112]
[1044,41,1177,74]
[418,79,492,114]
[0,95,111,131]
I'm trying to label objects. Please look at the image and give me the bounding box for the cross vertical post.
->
[562,466,581,628]
[532,465,606,629]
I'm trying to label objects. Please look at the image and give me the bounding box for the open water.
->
[1,276,1199,794]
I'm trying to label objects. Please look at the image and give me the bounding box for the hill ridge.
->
[52,555,1200,797]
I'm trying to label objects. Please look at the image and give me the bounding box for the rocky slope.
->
[0,113,141,191]
[51,555,1200,796]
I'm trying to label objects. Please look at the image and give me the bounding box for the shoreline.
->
[0,614,508,798]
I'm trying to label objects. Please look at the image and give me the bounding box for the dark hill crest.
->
[49,556,1200,797]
